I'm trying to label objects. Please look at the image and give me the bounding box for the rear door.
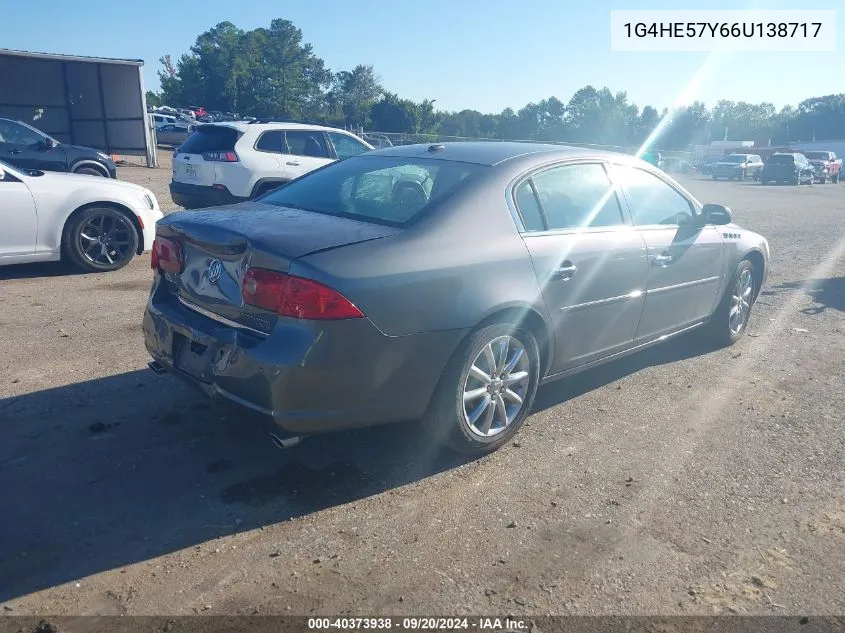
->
[283,130,334,178]
[515,161,649,372]
[172,125,241,187]
[0,168,37,258]
[609,164,726,341]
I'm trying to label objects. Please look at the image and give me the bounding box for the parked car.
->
[169,121,374,209]
[801,150,842,183]
[157,124,196,147]
[144,142,769,455]
[0,118,117,178]
[0,159,161,271]
[759,153,816,185]
[698,155,720,175]
[711,154,763,181]
[642,151,663,170]
[150,113,178,129]
[362,133,394,149]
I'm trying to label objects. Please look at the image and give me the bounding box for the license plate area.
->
[185,164,197,177]
[173,333,210,380]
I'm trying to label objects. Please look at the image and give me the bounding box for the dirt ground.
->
[1,159,844,617]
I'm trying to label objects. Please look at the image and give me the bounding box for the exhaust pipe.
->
[148,360,169,375]
[270,433,308,449]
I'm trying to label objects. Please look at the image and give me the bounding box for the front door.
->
[0,119,66,172]
[609,164,726,341]
[0,169,37,258]
[514,162,649,372]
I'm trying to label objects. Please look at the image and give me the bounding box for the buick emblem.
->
[207,259,224,284]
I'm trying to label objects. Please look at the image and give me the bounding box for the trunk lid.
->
[156,203,400,333]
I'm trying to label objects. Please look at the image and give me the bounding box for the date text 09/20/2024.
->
[307,617,528,630]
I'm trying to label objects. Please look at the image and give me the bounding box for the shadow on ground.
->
[761,277,845,314]
[0,330,715,602]
[0,261,87,280]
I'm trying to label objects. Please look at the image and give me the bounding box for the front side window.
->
[612,165,694,226]
[0,120,45,146]
[285,131,330,158]
[260,155,484,226]
[328,132,370,160]
[526,163,625,230]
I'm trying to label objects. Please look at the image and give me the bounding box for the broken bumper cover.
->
[141,283,465,435]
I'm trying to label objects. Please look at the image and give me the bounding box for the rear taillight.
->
[242,268,363,320]
[151,236,182,274]
[202,151,238,162]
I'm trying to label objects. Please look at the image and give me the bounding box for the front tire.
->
[707,260,756,347]
[423,323,540,455]
[73,166,108,177]
[63,206,139,272]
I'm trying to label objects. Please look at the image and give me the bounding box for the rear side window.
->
[527,163,626,230]
[260,155,484,227]
[285,131,330,158]
[767,154,794,164]
[179,126,240,154]
[255,130,283,153]
[514,181,545,231]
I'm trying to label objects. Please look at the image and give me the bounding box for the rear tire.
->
[252,182,286,199]
[63,206,139,272]
[706,260,756,347]
[422,323,540,455]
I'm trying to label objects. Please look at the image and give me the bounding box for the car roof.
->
[365,141,626,166]
[207,121,353,134]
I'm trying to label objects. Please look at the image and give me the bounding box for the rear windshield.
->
[259,155,486,227]
[803,152,828,160]
[724,155,746,163]
[767,154,795,164]
[179,126,240,154]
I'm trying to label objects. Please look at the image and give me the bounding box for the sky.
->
[0,0,840,114]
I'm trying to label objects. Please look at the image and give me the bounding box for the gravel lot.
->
[1,159,844,617]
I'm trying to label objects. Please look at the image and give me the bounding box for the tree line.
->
[148,19,845,150]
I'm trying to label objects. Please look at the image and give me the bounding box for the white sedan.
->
[0,159,163,272]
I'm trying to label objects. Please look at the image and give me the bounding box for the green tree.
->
[335,65,382,128]
[370,92,419,132]
[145,91,162,107]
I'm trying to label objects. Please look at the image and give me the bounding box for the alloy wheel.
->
[462,335,531,438]
[77,212,135,267]
[729,268,754,335]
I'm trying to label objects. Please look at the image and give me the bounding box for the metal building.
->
[0,48,157,167]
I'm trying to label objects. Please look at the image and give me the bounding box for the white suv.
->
[169,121,373,209]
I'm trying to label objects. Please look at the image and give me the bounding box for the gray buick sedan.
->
[143,142,769,454]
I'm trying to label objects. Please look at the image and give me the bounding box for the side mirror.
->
[701,203,732,225]
[42,138,56,150]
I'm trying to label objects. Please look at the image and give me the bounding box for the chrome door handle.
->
[652,254,674,266]
[552,263,578,280]
[286,161,300,166]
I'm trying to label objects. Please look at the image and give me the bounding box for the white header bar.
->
[610,10,836,52]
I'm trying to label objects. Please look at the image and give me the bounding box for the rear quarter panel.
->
[290,170,553,338]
